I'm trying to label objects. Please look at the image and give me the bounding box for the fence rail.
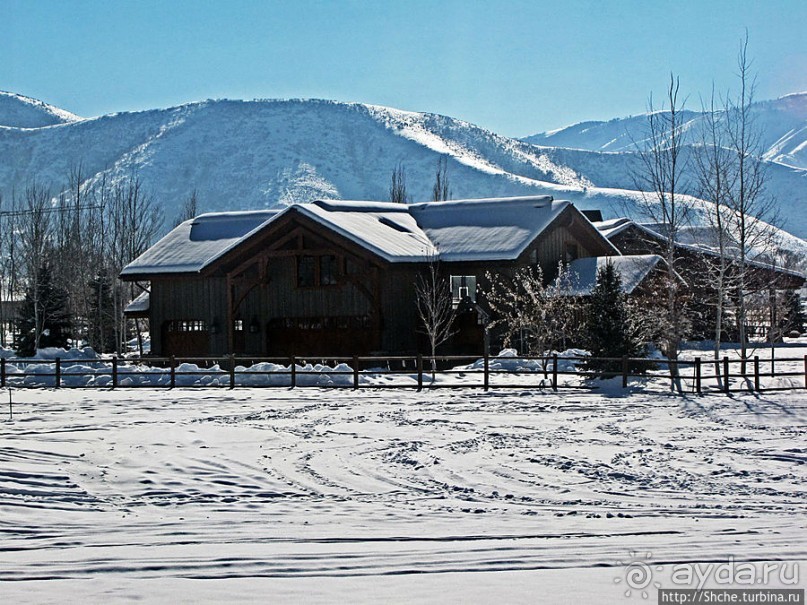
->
[1,352,806,394]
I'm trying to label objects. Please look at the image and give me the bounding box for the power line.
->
[0,204,105,219]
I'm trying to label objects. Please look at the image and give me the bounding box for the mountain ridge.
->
[0,93,804,262]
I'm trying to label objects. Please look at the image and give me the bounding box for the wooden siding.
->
[149,277,228,355]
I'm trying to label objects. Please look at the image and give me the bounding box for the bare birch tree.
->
[632,74,691,389]
[694,86,736,372]
[723,32,778,368]
[415,255,456,377]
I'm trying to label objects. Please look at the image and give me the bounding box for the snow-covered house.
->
[121,196,621,358]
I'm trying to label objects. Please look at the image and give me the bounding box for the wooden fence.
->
[1,353,806,393]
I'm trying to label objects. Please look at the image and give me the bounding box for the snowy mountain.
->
[0,91,82,128]
[524,92,807,170]
[0,93,804,259]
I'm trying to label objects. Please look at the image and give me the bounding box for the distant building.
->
[593,218,806,338]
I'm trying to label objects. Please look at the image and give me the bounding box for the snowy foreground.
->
[1,372,805,604]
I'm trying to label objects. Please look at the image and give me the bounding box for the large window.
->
[297,256,317,287]
[320,255,338,285]
[297,254,339,287]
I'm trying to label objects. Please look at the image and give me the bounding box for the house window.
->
[297,254,339,287]
[168,320,207,332]
[320,255,338,285]
[450,275,477,305]
[297,255,316,287]
[234,319,244,332]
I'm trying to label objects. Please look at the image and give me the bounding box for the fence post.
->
[112,356,118,389]
[229,354,236,389]
[754,356,760,392]
[804,355,806,390]
[723,356,729,394]
[170,356,176,389]
[290,356,296,388]
[353,356,359,390]
[55,357,61,388]
[417,354,423,391]
[483,352,489,391]
[695,357,701,394]
[0,358,5,388]
[552,354,558,392]
[621,356,628,389]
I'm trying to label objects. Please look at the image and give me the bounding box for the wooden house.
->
[121,196,619,357]
[594,218,806,338]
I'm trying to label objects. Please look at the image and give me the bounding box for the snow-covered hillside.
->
[0,91,82,128]
[0,93,804,251]
[524,92,807,170]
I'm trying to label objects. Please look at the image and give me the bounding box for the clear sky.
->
[1,0,805,137]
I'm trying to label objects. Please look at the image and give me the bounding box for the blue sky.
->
[2,0,805,136]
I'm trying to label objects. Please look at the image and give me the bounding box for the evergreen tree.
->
[585,261,645,375]
[87,272,117,353]
[15,261,71,356]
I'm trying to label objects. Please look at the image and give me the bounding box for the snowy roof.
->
[124,290,150,315]
[592,217,635,240]
[409,196,576,262]
[560,255,665,296]
[121,210,278,276]
[593,218,805,281]
[297,200,437,262]
[122,196,608,276]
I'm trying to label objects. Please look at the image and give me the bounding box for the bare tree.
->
[105,174,163,353]
[15,182,56,352]
[484,263,582,356]
[173,189,200,227]
[432,156,451,202]
[632,74,691,389]
[415,255,456,378]
[723,32,778,367]
[694,86,735,371]
[389,163,408,204]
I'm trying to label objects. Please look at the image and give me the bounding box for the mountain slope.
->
[524,92,807,170]
[0,91,82,128]
[0,94,804,260]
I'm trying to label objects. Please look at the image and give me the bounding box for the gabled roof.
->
[560,255,665,296]
[295,200,437,262]
[121,210,278,276]
[122,196,613,277]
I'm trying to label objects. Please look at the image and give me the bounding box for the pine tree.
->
[87,272,117,353]
[15,261,72,356]
[585,261,645,375]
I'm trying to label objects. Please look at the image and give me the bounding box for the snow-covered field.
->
[1,349,805,603]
